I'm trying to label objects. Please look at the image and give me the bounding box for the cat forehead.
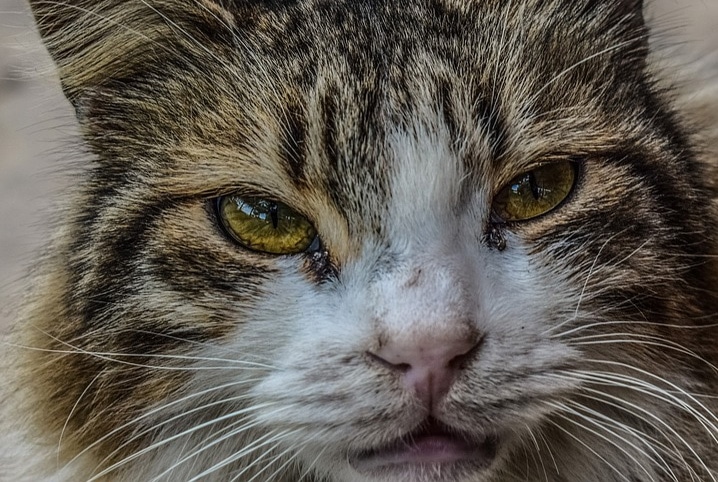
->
[29,0,653,232]
[30,0,647,107]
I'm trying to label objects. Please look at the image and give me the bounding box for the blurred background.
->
[0,0,717,335]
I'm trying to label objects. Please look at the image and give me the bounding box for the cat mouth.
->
[350,418,498,475]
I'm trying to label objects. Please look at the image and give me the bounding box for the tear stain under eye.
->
[307,249,338,281]
[486,224,507,251]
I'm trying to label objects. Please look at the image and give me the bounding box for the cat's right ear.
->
[27,0,152,112]
[27,0,239,114]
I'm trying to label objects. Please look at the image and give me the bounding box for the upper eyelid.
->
[493,159,577,194]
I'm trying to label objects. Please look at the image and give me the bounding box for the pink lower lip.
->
[351,426,497,472]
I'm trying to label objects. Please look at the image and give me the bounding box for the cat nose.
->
[367,331,482,409]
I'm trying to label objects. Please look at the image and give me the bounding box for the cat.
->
[2,0,718,480]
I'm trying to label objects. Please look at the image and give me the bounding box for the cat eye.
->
[493,161,576,222]
[217,196,318,255]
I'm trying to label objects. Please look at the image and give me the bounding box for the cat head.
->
[23,0,718,480]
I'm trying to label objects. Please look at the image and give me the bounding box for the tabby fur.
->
[3,0,718,481]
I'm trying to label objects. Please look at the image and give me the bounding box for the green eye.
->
[493,161,576,222]
[218,196,318,255]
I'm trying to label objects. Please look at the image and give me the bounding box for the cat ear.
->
[26,0,237,112]
[27,1,146,110]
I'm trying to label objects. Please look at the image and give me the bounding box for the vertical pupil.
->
[528,171,540,200]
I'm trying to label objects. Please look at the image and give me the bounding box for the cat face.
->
[23,0,718,480]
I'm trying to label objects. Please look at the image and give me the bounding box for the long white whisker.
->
[66,378,262,468]
[565,400,680,482]
[545,418,632,482]
[147,409,292,481]
[86,402,284,480]
[567,334,718,373]
[12,332,273,370]
[549,402,657,481]
[57,372,102,467]
[244,439,302,482]
[571,387,711,481]
[584,360,718,431]
[528,34,647,104]
[524,424,549,482]
[560,369,718,444]
[297,444,328,482]
[551,319,718,340]
[35,0,172,55]
[187,428,298,481]
[544,229,636,336]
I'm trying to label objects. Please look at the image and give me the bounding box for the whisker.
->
[65,378,263,469]
[145,409,290,480]
[535,426,560,477]
[187,428,299,481]
[87,401,284,479]
[524,424,550,482]
[566,333,718,373]
[243,439,302,482]
[558,369,718,443]
[10,334,274,370]
[296,444,328,482]
[549,402,658,481]
[545,418,632,482]
[543,229,637,336]
[34,0,172,56]
[57,372,103,466]
[571,387,711,480]
[551,319,718,340]
[583,359,718,430]
[565,400,682,481]
[528,33,648,104]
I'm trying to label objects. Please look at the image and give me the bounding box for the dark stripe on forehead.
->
[319,85,347,216]
[318,80,390,235]
[471,86,507,161]
[280,100,308,186]
[321,85,340,174]
[437,77,459,146]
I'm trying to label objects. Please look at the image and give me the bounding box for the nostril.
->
[365,350,411,373]
[447,335,485,370]
[366,332,484,408]
[366,331,484,375]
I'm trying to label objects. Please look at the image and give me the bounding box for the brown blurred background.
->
[0,0,717,335]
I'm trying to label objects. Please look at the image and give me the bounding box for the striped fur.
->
[2,0,718,480]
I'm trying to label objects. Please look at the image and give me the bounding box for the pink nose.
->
[368,333,481,409]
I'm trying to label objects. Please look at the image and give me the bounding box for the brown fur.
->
[3,0,718,480]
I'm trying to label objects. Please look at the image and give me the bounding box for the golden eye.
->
[493,161,576,222]
[218,196,318,255]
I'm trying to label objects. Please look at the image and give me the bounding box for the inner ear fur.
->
[27,0,237,109]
